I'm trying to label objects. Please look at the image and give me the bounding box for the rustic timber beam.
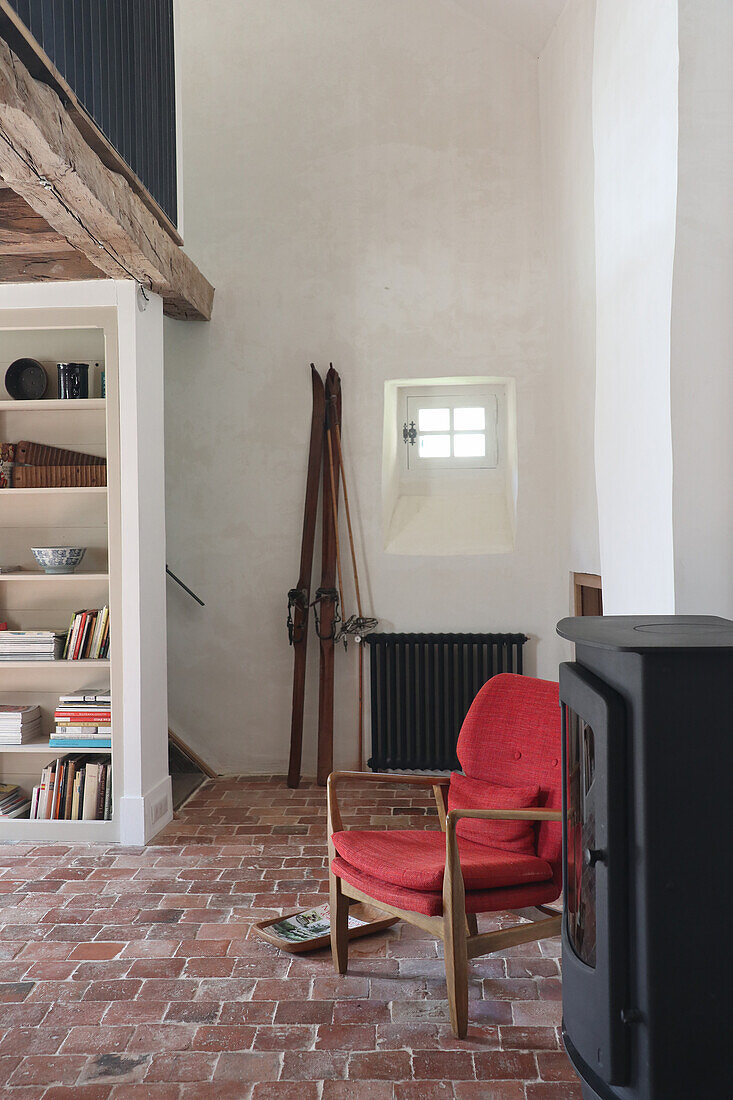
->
[0,38,214,321]
[0,188,105,282]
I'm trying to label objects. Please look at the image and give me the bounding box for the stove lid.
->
[556,615,733,651]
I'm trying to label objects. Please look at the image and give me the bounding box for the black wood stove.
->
[556,615,733,1100]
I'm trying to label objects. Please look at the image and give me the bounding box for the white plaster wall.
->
[539,0,600,603]
[165,0,566,774]
[671,0,733,616]
[592,0,678,615]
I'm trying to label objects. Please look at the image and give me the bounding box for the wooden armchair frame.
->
[327,770,562,1038]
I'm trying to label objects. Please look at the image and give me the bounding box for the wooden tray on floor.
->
[253,902,398,954]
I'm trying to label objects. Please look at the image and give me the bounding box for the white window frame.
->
[398,383,505,475]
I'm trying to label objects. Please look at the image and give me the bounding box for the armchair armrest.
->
[446,807,562,828]
[327,771,450,852]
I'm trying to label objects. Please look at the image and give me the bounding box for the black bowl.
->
[5,359,48,400]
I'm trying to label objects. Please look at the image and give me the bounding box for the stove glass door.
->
[559,661,629,1087]
[565,708,597,967]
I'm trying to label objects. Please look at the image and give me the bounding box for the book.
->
[64,759,77,820]
[63,610,109,661]
[71,771,83,820]
[95,764,107,819]
[81,763,99,820]
[0,704,42,745]
[0,631,63,662]
[28,754,111,821]
[0,783,31,818]
[51,760,63,820]
[61,612,76,660]
[39,765,53,819]
[104,769,112,820]
[73,613,88,660]
[49,741,111,749]
[59,692,110,703]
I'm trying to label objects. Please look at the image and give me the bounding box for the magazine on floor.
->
[269,903,368,943]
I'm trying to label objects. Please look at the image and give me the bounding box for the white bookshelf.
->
[0,353,113,838]
[0,282,173,844]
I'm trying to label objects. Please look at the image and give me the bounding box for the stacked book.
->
[50,692,111,749]
[63,608,110,660]
[0,630,64,661]
[0,704,42,746]
[0,783,31,819]
[30,755,111,820]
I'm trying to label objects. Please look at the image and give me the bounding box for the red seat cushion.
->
[331,829,553,893]
[332,855,561,917]
[448,772,539,854]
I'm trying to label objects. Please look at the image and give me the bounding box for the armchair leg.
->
[329,870,349,975]
[466,913,478,936]
[444,907,469,1038]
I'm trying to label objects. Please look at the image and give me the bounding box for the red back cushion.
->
[456,674,562,882]
[448,772,539,853]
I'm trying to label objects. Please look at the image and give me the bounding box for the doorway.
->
[573,572,603,616]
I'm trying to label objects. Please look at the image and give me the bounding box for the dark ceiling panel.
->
[5,0,178,226]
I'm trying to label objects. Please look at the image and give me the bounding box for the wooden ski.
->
[287,365,326,789]
[316,365,342,786]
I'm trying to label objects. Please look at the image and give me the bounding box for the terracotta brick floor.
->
[0,777,582,1099]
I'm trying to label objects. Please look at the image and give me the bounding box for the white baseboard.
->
[118,774,173,844]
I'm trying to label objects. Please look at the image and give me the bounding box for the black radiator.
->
[366,632,528,772]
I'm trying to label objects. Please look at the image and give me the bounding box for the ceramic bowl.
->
[31,546,87,574]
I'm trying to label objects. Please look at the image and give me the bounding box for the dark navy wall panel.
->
[7,0,177,225]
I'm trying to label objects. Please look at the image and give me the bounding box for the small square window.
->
[403,389,499,471]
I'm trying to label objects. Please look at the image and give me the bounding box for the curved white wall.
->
[671,0,733,616]
[592,0,679,614]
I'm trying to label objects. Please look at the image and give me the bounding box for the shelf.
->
[0,486,109,528]
[0,740,111,753]
[0,399,106,411]
[0,571,109,582]
[0,660,110,669]
[0,487,106,497]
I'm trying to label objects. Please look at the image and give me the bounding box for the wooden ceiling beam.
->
[0,189,75,253]
[0,38,214,320]
[0,188,104,282]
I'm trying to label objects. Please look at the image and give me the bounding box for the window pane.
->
[418,408,450,432]
[419,434,451,458]
[453,433,486,457]
[453,406,485,431]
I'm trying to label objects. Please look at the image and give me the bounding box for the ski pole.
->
[332,421,362,618]
[331,417,367,771]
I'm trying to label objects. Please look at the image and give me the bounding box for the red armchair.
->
[327,673,563,1038]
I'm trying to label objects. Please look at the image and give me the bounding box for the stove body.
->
[556,615,733,1100]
